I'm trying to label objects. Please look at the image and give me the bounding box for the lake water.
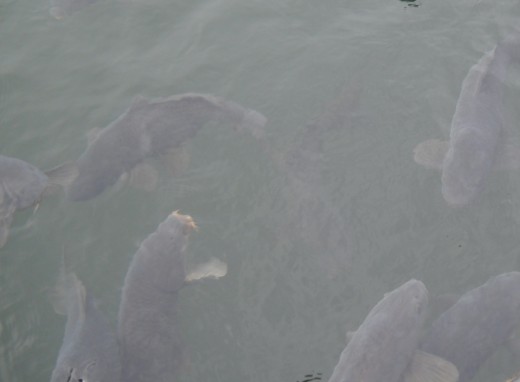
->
[1,0,520,381]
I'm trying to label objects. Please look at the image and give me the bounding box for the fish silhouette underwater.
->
[0,155,76,248]
[50,267,122,382]
[414,36,520,206]
[328,279,458,382]
[66,93,266,201]
[117,211,227,382]
[420,272,520,382]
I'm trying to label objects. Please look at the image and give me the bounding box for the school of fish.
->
[3,6,520,382]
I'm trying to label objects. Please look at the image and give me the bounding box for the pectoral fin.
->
[185,257,228,283]
[413,139,450,171]
[50,268,87,327]
[403,350,459,382]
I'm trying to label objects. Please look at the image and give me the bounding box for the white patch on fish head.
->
[381,279,429,320]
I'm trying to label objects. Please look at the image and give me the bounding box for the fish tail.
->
[44,161,78,195]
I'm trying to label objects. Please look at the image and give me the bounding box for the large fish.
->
[50,269,121,382]
[420,272,520,382]
[414,37,520,206]
[117,211,227,382]
[328,279,457,382]
[0,155,76,248]
[67,93,266,201]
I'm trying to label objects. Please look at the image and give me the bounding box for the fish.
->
[328,279,457,382]
[0,155,76,248]
[420,272,520,382]
[49,0,97,19]
[117,211,227,382]
[413,37,520,206]
[266,81,362,278]
[67,93,267,201]
[50,268,121,382]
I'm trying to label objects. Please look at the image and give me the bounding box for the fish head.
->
[138,211,197,292]
[397,279,429,317]
[378,279,429,322]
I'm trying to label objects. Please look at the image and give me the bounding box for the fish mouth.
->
[170,210,198,233]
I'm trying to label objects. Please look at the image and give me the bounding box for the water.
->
[1,0,520,381]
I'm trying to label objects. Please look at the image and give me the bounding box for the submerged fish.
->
[328,279,456,382]
[50,269,121,382]
[117,211,227,382]
[0,155,76,248]
[420,272,520,382]
[414,37,520,206]
[67,94,266,201]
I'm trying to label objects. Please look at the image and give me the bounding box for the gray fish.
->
[50,270,121,382]
[49,0,97,19]
[0,155,76,248]
[117,211,226,382]
[414,37,520,206]
[420,272,520,382]
[328,279,429,382]
[67,94,266,201]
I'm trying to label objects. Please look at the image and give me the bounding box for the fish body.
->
[420,272,520,382]
[0,155,75,247]
[117,211,225,382]
[67,94,266,201]
[327,279,428,382]
[0,155,49,210]
[50,271,121,382]
[414,37,520,205]
[441,42,512,205]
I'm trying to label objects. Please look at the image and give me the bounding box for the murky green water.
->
[1,0,520,381]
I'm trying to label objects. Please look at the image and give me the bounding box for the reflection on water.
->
[1,0,520,381]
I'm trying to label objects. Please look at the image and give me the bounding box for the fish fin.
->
[403,350,459,382]
[50,268,87,324]
[86,127,103,145]
[493,140,520,170]
[160,146,191,177]
[44,162,79,194]
[129,163,159,192]
[413,139,449,171]
[185,257,228,283]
